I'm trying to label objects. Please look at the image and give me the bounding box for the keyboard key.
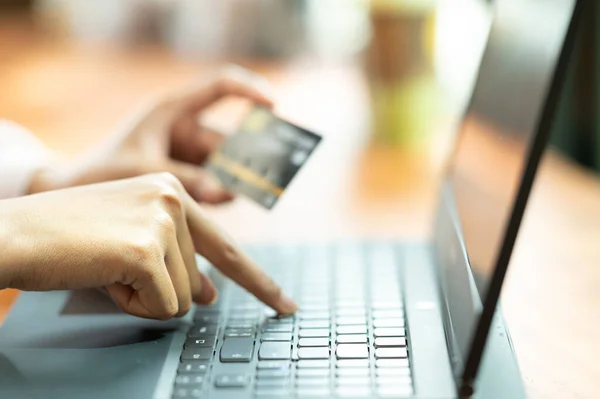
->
[214,374,248,388]
[300,297,330,305]
[275,314,296,321]
[228,314,258,321]
[181,347,212,361]
[297,360,330,369]
[255,379,290,388]
[299,312,330,320]
[230,303,259,311]
[300,304,330,311]
[175,374,205,386]
[193,314,220,324]
[371,290,400,298]
[336,300,365,308]
[185,336,216,348]
[295,377,331,386]
[370,289,400,298]
[377,387,413,398]
[257,361,290,370]
[259,342,292,360]
[336,368,370,377]
[178,361,209,374]
[335,377,371,386]
[336,387,372,397]
[172,387,203,398]
[298,347,330,360]
[336,317,367,326]
[374,337,406,348]
[300,296,329,304]
[194,307,220,315]
[336,308,366,317]
[375,348,408,359]
[263,324,294,333]
[254,389,290,398]
[298,338,329,347]
[188,325,218,337]
[376,376,412,386]
[373,328,406,337]
[296,388,331,398]
[371,301,403,310]
[261,333,292,342]
[372,310,404,319]
[220,337,255,362]
[373,318,405,328]
[299,329,330,338]
[224,328,255,338]
[336,325,367,335]
[264,322,293,330]
[336,334,367,344]
[336,344,369,359]
[376,359,410,368]
[265,316,294,325]
[296,368,331,377]
[376,368,411,377]
[336,359,370,368]
[299,320,330,329]
[256,369,291,378]
[228,311,259,320]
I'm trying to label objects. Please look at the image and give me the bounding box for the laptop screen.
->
[436,0,581,384]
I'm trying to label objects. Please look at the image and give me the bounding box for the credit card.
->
[206,106,322,209]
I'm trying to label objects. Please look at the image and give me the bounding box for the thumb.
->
[163,161,234,204]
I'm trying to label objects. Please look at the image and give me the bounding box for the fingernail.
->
[279,293,298,314]
[209,292,219,306]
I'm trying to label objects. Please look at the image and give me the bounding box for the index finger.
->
[182,193,297,315]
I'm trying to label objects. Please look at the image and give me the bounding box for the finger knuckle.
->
[154,210,177,236]
[149,179,183,217]
[127,237,163,267]
[216,240,240,266]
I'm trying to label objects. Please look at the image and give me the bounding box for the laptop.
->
[0,0,584,398]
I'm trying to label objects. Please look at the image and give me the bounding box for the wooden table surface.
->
[1,18,600,399]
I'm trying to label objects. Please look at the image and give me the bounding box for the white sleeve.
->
[0,120,54,199]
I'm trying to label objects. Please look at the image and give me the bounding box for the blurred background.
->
[0,0,597,219]
[0,0,491,150]
[0,0,497,240]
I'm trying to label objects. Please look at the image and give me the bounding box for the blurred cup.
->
[365,0,439,146]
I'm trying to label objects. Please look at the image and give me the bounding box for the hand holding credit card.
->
[206,106,322,209]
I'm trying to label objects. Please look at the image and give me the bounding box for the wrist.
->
[0,201,29,289]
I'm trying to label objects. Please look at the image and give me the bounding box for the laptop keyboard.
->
[172,244,412,398]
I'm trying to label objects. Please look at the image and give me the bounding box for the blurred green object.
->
[550,1,600,171]
[370,74,440,146]
[366,0,438,146]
